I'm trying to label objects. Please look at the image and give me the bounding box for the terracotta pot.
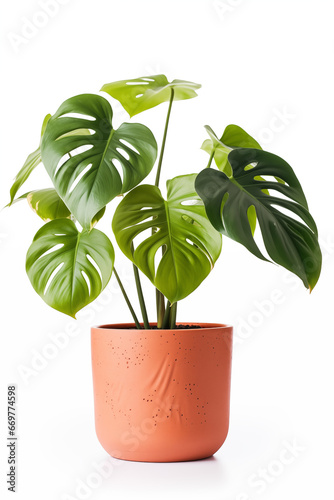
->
[91,322,233,462]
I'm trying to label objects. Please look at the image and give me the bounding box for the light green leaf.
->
[26,188,71,221]
[9,115,91,206]
[41,94,157,230]
[201,124,262,175]
[26,219,114,317]
[195,148,322,291]
[101,75,201,117]
[9,114,51,205]
[112,174,222,303]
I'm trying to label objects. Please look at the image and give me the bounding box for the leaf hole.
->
[181,199,201,206]
[244,162,258,171]
[270,203,309,227]
[69,163,93,194]
[86,255,103,284]
[69,144,94,157]
[119,139,140,155]
[126,81,149,86]
[112,158,124,183]
[44,262,64,295]
[38,244,64,260]
[116,147,130,161]
[55,154,70,176]
[142,78,155,82]
[135,94,144,98]
[59,113,96,121]
[81,270,91,295]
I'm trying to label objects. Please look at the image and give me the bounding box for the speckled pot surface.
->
[91,323,233,462]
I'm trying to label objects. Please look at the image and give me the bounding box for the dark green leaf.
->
[195,148,321,291]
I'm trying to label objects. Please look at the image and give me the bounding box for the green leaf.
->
[195,148,322,291]
[201,124,262,175]
[101,75,201,117]
[41,94,157,230]
[8,114,51,205]
[26,219,114,317]
[112,174,222,303]
[26,188,71,221]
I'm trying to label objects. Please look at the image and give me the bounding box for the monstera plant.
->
[8,75,322,328]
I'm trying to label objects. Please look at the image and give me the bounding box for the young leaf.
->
[101,75,201,117]
[41,94,157,230]
[112,174,222,303]
[26,219,114,317]
[195,148,322,291]
[201,124,262,175]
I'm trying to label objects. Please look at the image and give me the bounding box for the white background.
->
[1,0,333,499]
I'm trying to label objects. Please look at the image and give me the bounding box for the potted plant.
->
[8,74,322,462]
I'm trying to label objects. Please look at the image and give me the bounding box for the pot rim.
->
[91,322,232,332]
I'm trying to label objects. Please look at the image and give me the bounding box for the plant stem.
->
[161,301,172,329]
[153,88,175,327]
[113,267,141,329]
[156,289,166,328]
[154,88,175,188]
[206,149,215,169]
[169,302,177,329]
[132,262,150,329]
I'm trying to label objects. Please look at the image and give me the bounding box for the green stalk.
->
[169,302,177,330]
[156,289,166,328]
[161,301,172,329]
[154,88,174,187]
[206,149,215,169]
[132,262,150,329]
[113,267,141,329]
[154,88,175,328]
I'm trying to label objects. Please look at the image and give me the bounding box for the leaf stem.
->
[154,88,175,328]
[161,301,172,329]
[113,267,141,329]
[132,261,150,329]
[169,302,177,329]
[206,149,215,169]
[155,88,174,188]
[156,289,166,328]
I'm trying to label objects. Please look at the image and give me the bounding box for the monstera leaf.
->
[101,75,201,117]
[195,148,322,291]
[26,219,114,317]
[41,94,157,229]
[201,124,262,175]
[112,174,222,303]
[8,114,51,205]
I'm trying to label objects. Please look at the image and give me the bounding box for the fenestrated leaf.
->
[112,174,222,303]
[101,75,201,117]
[195,148,322,291]
[41,94,157,229]
[26,219,114,317]
[26,188,71,221]
[8,114,51,205]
